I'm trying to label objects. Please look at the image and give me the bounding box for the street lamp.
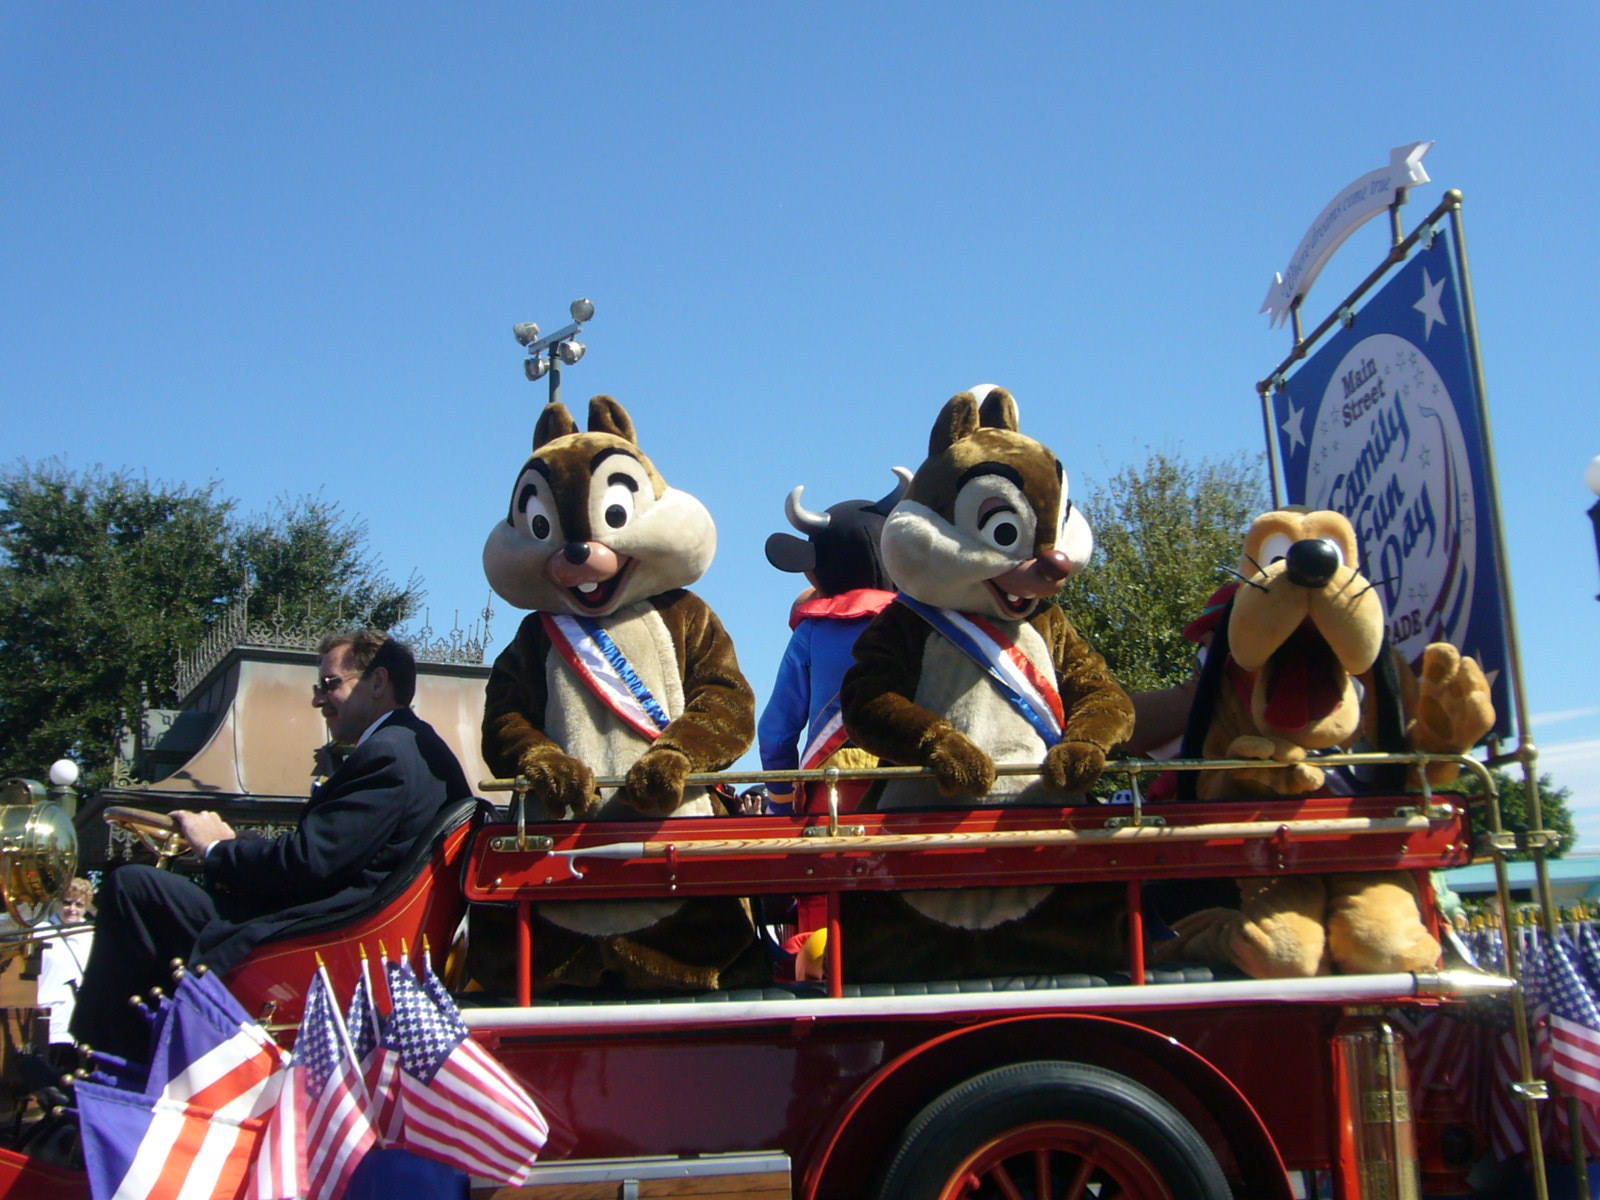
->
[1587,455,1600,601]
[513,298,595,407]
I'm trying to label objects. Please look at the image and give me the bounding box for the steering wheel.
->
[103,806,189,865]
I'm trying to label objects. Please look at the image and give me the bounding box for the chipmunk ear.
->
[1059,497,1094,573]
[929,392,981,456]
[533,402,580,450]
[976,385,1019,432]
[587,395,638,445]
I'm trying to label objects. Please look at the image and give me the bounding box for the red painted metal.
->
[0,1147,84,1199]
[517,898,533,1006]
[224,817,477,1030]
[463,796,1470,905]
[1127,878,1145,986]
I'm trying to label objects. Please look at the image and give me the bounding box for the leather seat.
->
[224,797,492,1029]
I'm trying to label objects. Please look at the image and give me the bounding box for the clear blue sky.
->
[4,4,1597,841]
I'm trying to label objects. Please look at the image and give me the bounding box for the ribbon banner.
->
[1270,229,1511,737]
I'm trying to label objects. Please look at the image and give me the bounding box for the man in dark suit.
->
[71,631,472,1061]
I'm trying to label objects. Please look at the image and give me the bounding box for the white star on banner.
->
[1415,268,1449,341]
[1280,400,1307,453]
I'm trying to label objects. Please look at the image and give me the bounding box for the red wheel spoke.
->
[990,1160,1026,1200]
[940,1122,1173,1200]
[1063,1155,1095,1200]
[1031,1148,1052,1200]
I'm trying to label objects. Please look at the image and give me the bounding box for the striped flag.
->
[1577,923,1600,995]
[1544,934,1600,1113]
[77,971,288,1200]
[298,970,379,1200]
[384,957,548,1183]
[244,1065,303,1200]
[356,957,405,1146]
[76,1082,268,1200]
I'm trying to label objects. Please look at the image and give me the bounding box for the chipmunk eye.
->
[601,477,637,530]
[515,479,555,542]
[978,506,1021,550]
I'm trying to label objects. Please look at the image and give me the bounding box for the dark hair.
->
[318,630,418,705]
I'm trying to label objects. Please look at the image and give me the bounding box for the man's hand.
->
[170,809,236,859]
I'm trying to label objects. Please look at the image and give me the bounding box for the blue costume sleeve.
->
[758,622,814,800]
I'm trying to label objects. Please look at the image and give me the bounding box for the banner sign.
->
[1270,230,1511,736]
[1261,142,1433,327]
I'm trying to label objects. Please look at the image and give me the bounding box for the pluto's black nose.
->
[1285,538,1341,589]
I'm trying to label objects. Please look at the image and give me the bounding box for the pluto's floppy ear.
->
[587,395,638,444]
[929,393,981,456]
[533,401,580,450]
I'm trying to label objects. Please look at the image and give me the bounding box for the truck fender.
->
[799,1011,1292,1200]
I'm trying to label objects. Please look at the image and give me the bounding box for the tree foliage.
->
[1054,450,1269,695]
[232,495,422,633]
[0,461,424,787]
[1439,768,1578,860]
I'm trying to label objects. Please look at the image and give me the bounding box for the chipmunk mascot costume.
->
[838,385,1135,981]
[479,395,763,992]
[1154,507,1494,978]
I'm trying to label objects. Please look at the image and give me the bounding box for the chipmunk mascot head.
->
[1154,508,1494,978]
[479,395,762,992]
[836,385,1135,982]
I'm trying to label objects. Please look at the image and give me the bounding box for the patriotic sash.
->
[896,594,1065,746]
[541,612,671,741]
[799,693,850,770]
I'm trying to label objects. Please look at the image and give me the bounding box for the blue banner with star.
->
[1271,229,1511,737]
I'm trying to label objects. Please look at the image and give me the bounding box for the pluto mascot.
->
[1154,507,1495,978]
[838,385,1135,981]
[479,395,763,992]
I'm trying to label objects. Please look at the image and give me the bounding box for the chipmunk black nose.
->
[562,543,591,565]
[1285,538,1340,588]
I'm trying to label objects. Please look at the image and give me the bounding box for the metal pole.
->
[1588,498,1600,601]
[1450,193,1574,1200]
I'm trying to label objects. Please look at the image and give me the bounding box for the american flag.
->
[1484,927,1533,1162]
[1543,934,1600,1113]
[1397,1008,1478,1120]
[1577,923,1600,995]
[244,1067,303,1200]
[383,957,548,1183]
[303,969,379,1200]
[356,957,405,1146]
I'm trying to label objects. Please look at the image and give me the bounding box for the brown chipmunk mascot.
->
[838,385,1135,981]
[478,395,762,992]
[1154,507,1494,978]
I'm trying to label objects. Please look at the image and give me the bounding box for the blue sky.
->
[4,4,1597,842]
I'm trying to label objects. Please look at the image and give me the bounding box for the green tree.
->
[231,495,423,633]
[1439,768,1578,860]
[0,461,424,788]
[1054,450,1268,695]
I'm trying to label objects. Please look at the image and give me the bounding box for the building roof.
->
[1443,856,1600,896]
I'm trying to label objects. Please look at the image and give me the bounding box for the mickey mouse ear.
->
[765,532,816,574]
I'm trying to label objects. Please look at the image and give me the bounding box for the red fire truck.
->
[0,748,1533,1200]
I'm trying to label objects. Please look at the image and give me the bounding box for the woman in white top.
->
[36,877,94,1047]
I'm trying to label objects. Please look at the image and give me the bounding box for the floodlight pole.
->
[514,299,595,409]
[1589,501,1600,602]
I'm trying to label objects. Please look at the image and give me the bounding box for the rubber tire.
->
[878,1060,1233,1200]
